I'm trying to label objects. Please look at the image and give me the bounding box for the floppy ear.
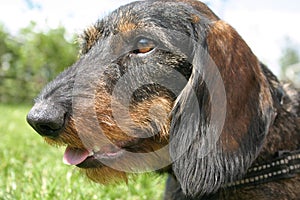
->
[169,17,276,197]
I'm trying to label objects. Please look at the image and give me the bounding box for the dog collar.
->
[225,150,300,188]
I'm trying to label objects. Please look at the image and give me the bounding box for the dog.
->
[27,0,300,199]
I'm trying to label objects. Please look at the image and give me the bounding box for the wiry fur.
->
[27,0,300,199]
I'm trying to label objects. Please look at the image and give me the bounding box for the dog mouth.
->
[63,139,141,169]
[63,145,123,168]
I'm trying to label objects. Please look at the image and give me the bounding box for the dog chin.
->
[62,146,129,185]
[81,166,128,185]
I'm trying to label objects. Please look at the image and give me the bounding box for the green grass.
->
[0,104,166,200]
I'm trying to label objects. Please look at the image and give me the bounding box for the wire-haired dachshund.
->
[27,0,300,199]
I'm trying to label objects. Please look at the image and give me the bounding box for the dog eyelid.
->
[133,38,157,54]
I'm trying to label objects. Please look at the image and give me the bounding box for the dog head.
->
[27,0,275,197]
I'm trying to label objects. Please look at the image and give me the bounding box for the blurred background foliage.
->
[279,37,300,86]
[0,22,78,104]
[0,21,299,105]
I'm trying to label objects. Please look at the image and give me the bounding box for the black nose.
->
[27,103,66,138]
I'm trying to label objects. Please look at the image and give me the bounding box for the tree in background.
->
[0,22,78,104]
[279,37,300,80]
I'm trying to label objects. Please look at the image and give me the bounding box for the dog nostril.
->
[35,123,62,137]
[27,115,65,138]
[27,104,66,138]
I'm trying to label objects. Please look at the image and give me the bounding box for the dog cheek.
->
[130,97,173,139]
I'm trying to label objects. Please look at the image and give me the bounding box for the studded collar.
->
[226,150,300,188]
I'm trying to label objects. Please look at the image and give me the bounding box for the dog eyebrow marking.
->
[79,25,103,55]
[190,14,201,24]
[118,21,137,33]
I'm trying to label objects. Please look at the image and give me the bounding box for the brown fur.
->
[79,26,102,55]
[206,20,274,152]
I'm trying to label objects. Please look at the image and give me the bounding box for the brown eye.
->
[133,38,157,54]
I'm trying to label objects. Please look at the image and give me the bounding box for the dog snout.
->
[27,102,66,138]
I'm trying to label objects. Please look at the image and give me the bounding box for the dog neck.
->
[232,64,300,188]
[257,65,300,163]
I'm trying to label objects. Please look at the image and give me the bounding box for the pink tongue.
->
[63,146,90,165]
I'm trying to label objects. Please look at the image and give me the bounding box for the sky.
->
[0,0,300,76]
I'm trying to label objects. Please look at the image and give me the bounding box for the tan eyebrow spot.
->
[118,21,137,33]
[191,14,201,24]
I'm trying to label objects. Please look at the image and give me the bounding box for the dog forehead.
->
[103,0,210,30]
[80,0,216,55]
[105,1,177,31]
[104,0,219,35]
